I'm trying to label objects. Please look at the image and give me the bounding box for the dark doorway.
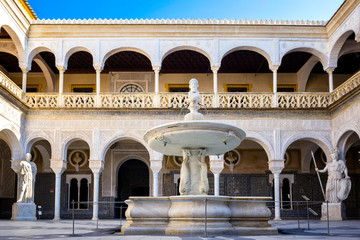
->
[115,159,149,218]
[0,139,17,219]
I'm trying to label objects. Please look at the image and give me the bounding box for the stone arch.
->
[25,131,54,158]
[0,127,21,160]
[27,46,57,66]
[161,46,212,66]
[220,46,273,69]
[64,46,95,69]
[0,25,25,66]
[335,126,360,160]
[282,132,333,173]
[101,132,152,161]
[329,30,356,68]
[245,131,275,160]
[61,133,92,161]
[297,55,321,92]
[280,47,328,70]
[101,47,153,68]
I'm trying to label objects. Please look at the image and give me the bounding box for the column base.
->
[321,202,345,220]
[11,202,37,221]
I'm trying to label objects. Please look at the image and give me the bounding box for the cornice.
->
[30,18,327,26]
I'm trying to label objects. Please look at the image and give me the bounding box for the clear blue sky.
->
[28,0,344,21]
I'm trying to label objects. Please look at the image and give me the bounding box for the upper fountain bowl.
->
[144,120,246,156]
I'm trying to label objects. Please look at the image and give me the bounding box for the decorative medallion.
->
[68,150,88,172]
[224,150,240,171]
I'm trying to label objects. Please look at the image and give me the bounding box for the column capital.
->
[93,64,103,72]
[50,159,66,174]
[270,65,280,72]
[89,159,104,174]
[211,65,220,72]
[56,65,67,73]
[209,155,224,174]
[150,159,162,174]
[19,66,30,73]
[325,67,336,74]
[268,159,284,174]
[152,65,161,72]
[11,159,22,173]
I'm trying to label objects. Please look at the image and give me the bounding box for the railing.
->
[329,71,360,104]
[218,92,273,108]
[277,92,329,108]
[1,70,360,110]
[0,71,23,100]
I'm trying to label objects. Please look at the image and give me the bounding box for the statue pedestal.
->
[11,202,37,221]
[321,202,345,220]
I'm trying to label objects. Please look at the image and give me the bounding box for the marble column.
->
[269,159,284,221]
[271,65,279,107]
[153,65,161,107]
[326,67,335,92]
[209,155,224,196]
[57,66,66,107]
[150,154,163,197]
[94,65,103,107]
[211,66,220,107]
[50,159,66,220]
[20,66,29,93]
[89,160,104,220]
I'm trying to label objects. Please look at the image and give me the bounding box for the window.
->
[166,84,189,92]
[120,84,143,93]
[71,84,95,93]
[66,174,91,210]
[224,84,251,92]
[272,84,297,92]
[19,84,41,92]
[269,174,294,210]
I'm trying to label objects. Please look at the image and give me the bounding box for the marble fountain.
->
[121,79,277,235]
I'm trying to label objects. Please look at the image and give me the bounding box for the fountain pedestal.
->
[122,196,277,235]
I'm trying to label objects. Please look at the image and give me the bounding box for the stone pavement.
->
[0,219,359,240]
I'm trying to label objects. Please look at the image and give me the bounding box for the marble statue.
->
[184,78,204,121]
[316,148,351,203]
[179,148,209,195]
[17,153,37,203]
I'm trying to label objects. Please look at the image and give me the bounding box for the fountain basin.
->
[144,121,246,156]
[122,196,277,235]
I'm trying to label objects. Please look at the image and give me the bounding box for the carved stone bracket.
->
[209,155,224,174]
[89,159,104,174]
[50,159,66,174]
[268,159,284,174]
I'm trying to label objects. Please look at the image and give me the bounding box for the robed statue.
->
[17,153,37,203]
[316,148,351,203]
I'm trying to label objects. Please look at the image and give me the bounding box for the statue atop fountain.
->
[184,78,204,121]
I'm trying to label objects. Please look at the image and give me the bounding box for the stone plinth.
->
[11,202,37,221]
[321,202,345,220]
[122,196,277,235]
[121,197,170,234]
